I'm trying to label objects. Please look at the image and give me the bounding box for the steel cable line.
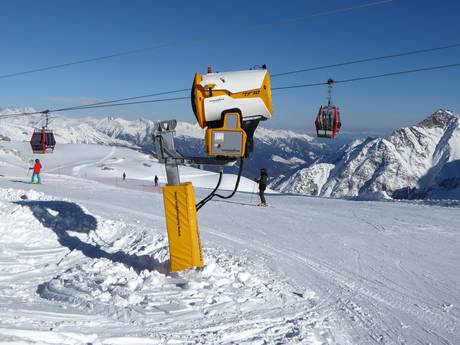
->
[52,96,190,112]
[271,62,460,91]
[52,88,190,112]
[0,0,395,80]
[1,61,460,119]
[41,41,460,112]
[271,42,460,77]
[0,96,190,118]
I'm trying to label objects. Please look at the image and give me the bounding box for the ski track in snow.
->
[43,146,117,175]
[0,144,459,344]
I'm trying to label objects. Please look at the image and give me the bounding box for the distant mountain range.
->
[0,108,332,179]
[272,109,460,200]
[3,107,457,200]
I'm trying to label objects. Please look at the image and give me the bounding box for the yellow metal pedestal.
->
[162,182,204,272]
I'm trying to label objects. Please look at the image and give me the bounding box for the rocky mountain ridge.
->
[272,109,460,200]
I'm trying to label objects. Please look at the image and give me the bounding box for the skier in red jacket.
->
[29,159,42,184]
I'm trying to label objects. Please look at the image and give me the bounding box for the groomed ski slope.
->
[0,144,459,344]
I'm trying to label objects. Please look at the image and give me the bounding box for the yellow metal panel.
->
[162,182,204,272]
[205,128,247,157]
[260,71,273,115]
[192,73,206,128]
[205,113,247,157]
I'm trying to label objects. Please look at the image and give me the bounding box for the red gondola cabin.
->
[30,127,56,154]
[315,105,341,139]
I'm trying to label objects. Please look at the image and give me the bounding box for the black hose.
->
[195,158,244,211]
[196,170,223,211]
[213,158,244,200]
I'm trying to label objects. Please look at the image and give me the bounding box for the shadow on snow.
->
[14,200,169,274]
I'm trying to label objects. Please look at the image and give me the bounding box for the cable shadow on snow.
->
[14,200,170,274]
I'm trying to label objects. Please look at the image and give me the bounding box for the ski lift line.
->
[0,43,191,81]
[272,62,460,91]
[2,61,460,119]
[0,96,190,118]
[272,81,328,90]
[51,88,190,112]
[0,0,395,81]
[335,63,460,84]
[22,40,460,113]
[271,42,460,77]
[23,40,460,112]
[52,96,190,112]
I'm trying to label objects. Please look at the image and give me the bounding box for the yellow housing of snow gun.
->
[162,182,204,272]
[191,67,273,158]
[191,68,272,129]
[205,112,247,157]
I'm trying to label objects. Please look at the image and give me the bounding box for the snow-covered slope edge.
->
[273,109,460,200]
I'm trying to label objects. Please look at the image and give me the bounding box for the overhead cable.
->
[1,61,460,118]
[54,88,190,111]
[50,42,460,111]
[271,62,460,90]
[0,96,190,118]
[271,43,460,77]
[0,0,395,80]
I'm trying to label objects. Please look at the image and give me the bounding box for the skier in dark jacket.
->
[154,175,159,187]
[255,168,268,206]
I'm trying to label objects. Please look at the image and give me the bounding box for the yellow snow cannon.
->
[192,66,272,157]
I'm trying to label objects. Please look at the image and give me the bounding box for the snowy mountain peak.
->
[273,109,460,200]
[0,106,38,116]
[417,109,458,129]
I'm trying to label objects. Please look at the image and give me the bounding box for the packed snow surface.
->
[0,143,459,344]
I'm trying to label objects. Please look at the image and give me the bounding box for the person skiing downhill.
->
[122,172,126,181]
[29,159,42,184]
[255,168,268,206]
[154,175,159,187]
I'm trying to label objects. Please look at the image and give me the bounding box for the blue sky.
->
[0,0,459,132]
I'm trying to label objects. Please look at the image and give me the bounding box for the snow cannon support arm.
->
[152,121,237,273]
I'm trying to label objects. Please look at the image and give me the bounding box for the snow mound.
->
[0,187,47,201]
[38,247,299,322]
[0,187,326,344]
[348,191,393,201]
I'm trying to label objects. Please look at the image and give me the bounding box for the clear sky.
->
[0,0,459,132]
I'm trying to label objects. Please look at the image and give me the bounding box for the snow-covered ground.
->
[0,142,264,193]
[0,143,459,344]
